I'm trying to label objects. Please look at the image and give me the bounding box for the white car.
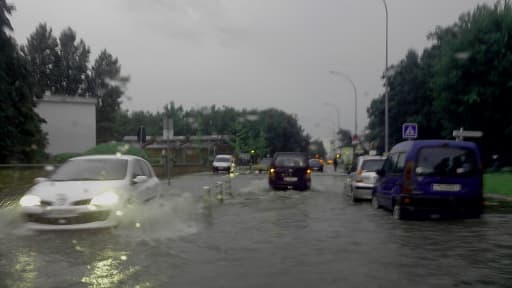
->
[212,154,235,173]
[19,155,161,230]
[346,156,385,202]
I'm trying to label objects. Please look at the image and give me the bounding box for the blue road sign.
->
[402,123,418,139]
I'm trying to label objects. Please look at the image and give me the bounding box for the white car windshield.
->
[215,157,231,163]
[51,159,128,181]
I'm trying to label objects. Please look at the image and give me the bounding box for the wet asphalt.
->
[0,167,511,288]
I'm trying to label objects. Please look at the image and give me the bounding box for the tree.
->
[0,1,47,162]
[260,109,310,154]
[336,128,353,148]
[366,1,512,164]
[90,49,129,143]
[53,27,90,96]
[20,22,59,96]
[309,139,326,158]
[430,2,512,162]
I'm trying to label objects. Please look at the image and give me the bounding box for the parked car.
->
[308,158,324,172]
[372,140,484,220]
[254,157,272,173]
[19,155,161,230]
[268,152,311,190]
[212,154,235,173]
[346,156,385,202]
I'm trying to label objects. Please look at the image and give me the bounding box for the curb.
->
[485,193,512,201]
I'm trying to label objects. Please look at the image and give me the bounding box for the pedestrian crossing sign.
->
[402,123,418,139]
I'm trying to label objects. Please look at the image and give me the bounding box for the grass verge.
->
[484,172,512,197]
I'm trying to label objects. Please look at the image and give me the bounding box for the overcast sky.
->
[11,0,495,140]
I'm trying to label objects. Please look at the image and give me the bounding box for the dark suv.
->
[268,152,311,190]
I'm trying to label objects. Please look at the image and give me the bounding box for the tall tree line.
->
[117,102,312,158]
[21,23,129,144]
[0,1,46,163]
[367,1,512,165]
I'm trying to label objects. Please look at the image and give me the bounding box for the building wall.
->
[35,95,96,155]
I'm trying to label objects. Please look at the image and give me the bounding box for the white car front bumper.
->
[22,206,121,230]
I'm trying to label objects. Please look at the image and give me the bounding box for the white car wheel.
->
[371,196,380,209]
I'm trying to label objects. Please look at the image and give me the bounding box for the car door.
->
[131,159,153,203]
[141,159,160,199]
[378,153,404,209]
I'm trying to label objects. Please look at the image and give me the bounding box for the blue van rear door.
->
[414,146,481,198]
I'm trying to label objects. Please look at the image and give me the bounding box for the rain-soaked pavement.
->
[1,167,512,288]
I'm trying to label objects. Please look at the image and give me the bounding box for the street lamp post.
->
[382,0,389,152]
[329,70,358,140]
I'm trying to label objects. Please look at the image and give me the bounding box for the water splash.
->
[114,193,200,242]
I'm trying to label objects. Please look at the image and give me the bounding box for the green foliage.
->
[53,27,90,95]
[90,50,129,143]
[52,152,82,163]
[84,142,149,160]
[20,23,59,96]
[367,1,512,162]
[0,1,47,163]
[336,128,353,148]
[484,172,512,196]
[309,139,327,158]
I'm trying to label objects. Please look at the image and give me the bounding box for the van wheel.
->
[371,196,380,209]
[393,204,405,220]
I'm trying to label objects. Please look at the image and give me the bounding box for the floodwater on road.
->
[1,170,511,288]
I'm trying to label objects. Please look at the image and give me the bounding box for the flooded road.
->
[1,169,511,287]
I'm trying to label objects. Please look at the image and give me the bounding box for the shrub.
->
[84,142,150,160]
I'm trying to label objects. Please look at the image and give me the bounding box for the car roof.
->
[391,140,478,153]
[215,154,232,158]
[70,154,143,161]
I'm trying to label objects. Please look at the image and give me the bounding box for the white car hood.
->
[27,180,128,205]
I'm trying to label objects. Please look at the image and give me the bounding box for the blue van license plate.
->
[432,184,461,192]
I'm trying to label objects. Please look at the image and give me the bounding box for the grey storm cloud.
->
[11,0,496,140]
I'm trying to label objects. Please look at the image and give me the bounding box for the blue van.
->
[372,140,483,220]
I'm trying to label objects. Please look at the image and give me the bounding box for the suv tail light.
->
[402,161,415,194]
[355,168,363,182]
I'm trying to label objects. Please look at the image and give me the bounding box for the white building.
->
[35,95,96,155]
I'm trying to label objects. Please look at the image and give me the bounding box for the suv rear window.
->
[215,156,232,162]
[361,159,384,172]
[274,155,307,167]
[416,147,478,177]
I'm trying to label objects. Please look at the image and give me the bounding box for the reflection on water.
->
[80,249,139,288]
[6,249,37,288]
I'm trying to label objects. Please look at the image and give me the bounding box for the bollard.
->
[216,181,224,203]
[225,178,234,198]
[203,186,211,203]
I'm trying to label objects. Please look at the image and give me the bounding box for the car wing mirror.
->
[131,175,148,185]
[34,177,48,184]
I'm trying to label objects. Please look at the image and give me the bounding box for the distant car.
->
[19,155,161,230]
[212,154,235,173]
[268,152,311,191]
[346,156,385,202]
[308,158,324,172]
[372,140,484,220]
[254,157,272,173]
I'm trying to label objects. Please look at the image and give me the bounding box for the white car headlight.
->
[90,191,119,206]
[20,195,41,207]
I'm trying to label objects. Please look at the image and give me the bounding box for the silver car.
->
[19,155,161,230]
[346,156,385,202]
